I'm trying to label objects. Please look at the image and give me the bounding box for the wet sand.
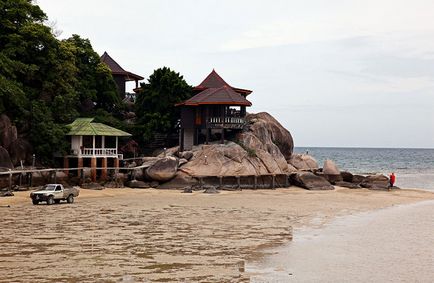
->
[247,199,434,283]
[0,187,433,282]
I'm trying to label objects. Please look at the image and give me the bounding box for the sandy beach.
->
[1,187,433,282]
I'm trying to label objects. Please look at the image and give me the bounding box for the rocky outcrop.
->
[288,154,318,171]
[0,114,17,149]
[180,142,293,177]
[126,180,150,189]
[0,115,32,167]
[0,147,13,169]
[361,174,389,189]
[157,171,198,189]
[290,172,334,190]
[145,156,178,182]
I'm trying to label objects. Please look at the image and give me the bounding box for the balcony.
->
[207,117,245,129]
[70,148,122,158]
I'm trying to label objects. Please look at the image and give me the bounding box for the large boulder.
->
[361,174,389,189]
[290,172,334,190]
[323,159,343,183]
[126,180,150,189]
[145,156,178,182]
[158,171,198,189]
[9,138,33,166]
[0,147,13,169]
[181,142,292,177]
[288,154,318,171]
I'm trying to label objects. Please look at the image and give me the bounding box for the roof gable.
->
[179,86,252,106]
[194,69,252,95]
[100,52,144,81]
[66,118,132,137]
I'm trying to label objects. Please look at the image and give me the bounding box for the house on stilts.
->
[64,118,131,182]
[176,70,252,151]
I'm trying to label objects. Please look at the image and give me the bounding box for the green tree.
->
[135,67,192,142]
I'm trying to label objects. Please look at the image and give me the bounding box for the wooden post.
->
[221,106,225,144]
[8,170,12,191]
[237,176,241,190]
[91,157,97,182]
[219,176,223,189]
[285,174,289,187]
[254,175,257,189]
[272,174,275,189]
[29,172,33,187]
[199,177,203,189]
[63,157,69,175]
[78,157,83,179]
[101,157,107,181]
[205,106,209,144]
[92,135,96,156]
[53,170,57,183]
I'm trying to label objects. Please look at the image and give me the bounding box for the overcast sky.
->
[37,0,434,148]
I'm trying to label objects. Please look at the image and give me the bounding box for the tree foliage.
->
[0,0,122,165]
[135,67,192,142]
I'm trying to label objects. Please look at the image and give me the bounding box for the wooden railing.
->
[207,117,245,129]
[80,148,118,157]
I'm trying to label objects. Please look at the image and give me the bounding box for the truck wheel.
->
[54,199,61,204]
[47,196,54,205]
[67,195,74,204]
[32,200,39,205]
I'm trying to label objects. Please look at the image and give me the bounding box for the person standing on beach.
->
[389,173,396,190]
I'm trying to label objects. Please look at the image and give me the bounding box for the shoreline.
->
[247,199,434,282]
[1,187,433,282]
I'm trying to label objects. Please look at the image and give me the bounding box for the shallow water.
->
[247,200,434,282]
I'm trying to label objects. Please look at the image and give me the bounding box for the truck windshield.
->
[43,185,56,191]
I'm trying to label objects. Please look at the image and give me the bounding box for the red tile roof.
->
[100,52,144,81]
[194,69,252,95]
[177,86,252,106]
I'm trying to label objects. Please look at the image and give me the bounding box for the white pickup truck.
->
[30,184,79,205]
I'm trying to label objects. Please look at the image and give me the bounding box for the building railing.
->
[80,148,118,157]
[207,117,245,129]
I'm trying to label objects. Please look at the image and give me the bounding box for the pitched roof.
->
[177,86,252,106]
[100,52,144,81]
[194,69,252,95]
[66,118,132,137]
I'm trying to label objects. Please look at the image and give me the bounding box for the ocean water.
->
[294,147,434,190]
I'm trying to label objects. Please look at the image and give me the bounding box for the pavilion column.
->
[101,157,107,181]
[63,157,69,175]
[114,157,119,175]
[92,135,96,156]
[91,157,97,182]
[77,157,83,181]
[115,137,118,156]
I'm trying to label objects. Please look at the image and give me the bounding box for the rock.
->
[0,114,17,149]
[352,175,365,184]
[158,171,198,189]
[8,138,33,166]
[105,181,124,188]
[145,156,178,182]
[178,158,188,166]
[322,159,343,183]
[182,186,193,193]
[361,174,389,189]
[203,185,219,194]
[81,182,104,190]
[179,151,193,160]
[126,180,150,189]
[340,171,354,182]
[0,190,14,197]
[150,181,159,188]
[241,112,294,160]
[334,181,362,189]
[0,146,13,169]
[288,154,318,171]
[290,172,334,190]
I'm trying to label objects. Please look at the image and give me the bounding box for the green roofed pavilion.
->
[66,118,131,137]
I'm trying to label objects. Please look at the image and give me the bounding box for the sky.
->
[37,0,434,148]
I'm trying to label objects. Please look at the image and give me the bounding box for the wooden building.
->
[177,70,252,151]
[64,118,131,181]
[100,52,144,99]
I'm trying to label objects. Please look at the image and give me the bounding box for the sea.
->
[294,147,434,190]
